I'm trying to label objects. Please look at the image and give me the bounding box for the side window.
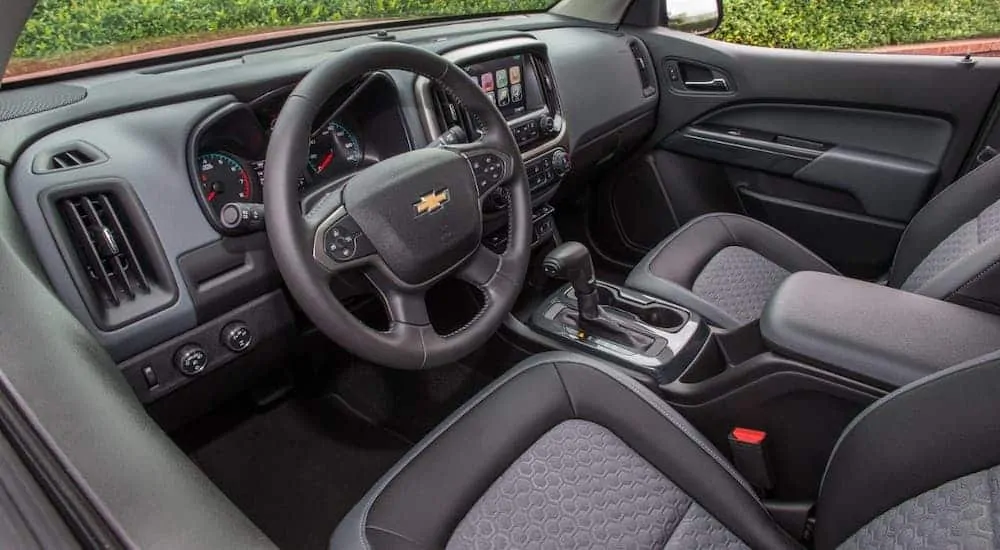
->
[665,0,1000,57]
[711,1,1000,56]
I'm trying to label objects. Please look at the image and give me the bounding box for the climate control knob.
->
[551,149,571,176]
[221,322,253,353]
[174,344,208,376]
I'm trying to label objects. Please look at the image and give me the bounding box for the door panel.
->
[624,27,1000,276]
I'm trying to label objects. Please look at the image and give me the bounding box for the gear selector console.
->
[533,243,708,382]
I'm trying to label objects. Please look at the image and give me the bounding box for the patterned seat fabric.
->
[691,247,791,325]
[839,466,1000,550]
[448,420,748,550]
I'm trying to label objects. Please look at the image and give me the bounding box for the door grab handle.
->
[684,78,729,91]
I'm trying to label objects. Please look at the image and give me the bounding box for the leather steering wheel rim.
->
[264,42,532,370]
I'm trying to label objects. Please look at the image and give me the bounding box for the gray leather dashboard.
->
[1,23,654,363]
[761,271,1000,389]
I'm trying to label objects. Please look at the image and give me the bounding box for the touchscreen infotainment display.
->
[465,54,529,119]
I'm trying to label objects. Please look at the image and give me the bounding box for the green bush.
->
[14,0,551,59]
[714,0,1000,51]
[13,0,1000,61]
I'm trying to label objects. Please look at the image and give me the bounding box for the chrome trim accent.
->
[414,37,568,162]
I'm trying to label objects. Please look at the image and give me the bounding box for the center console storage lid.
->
[761,272,1000,389]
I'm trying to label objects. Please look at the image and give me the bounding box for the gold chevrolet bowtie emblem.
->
[414,189,450,216]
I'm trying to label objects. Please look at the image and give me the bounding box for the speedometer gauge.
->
[308,122,362,176]
[196,152,256,212]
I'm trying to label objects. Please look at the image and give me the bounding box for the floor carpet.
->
[185,396,409,550]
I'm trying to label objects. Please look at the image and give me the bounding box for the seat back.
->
[814,350,1000,549]
[890,156,1000,313]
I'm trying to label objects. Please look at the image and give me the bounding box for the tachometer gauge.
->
[196,152,257,212]
[308,122,363,176]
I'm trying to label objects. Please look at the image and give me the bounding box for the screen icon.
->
[496,69,509,89]
[498,87,510,107]
[511,83,523,103]
[480,73,494,92]
[486,91,496,105]
[509,65,522,85]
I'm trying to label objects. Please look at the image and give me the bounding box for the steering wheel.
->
[264,43,532,369]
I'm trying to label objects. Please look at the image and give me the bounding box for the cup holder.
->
[596,285,688,332]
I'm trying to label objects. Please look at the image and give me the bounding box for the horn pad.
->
[343,148,483,285]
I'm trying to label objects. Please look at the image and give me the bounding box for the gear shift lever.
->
[543,243,651,350]
[542,242,599,320]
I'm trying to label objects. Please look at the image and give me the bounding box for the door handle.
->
[683,77,729,92]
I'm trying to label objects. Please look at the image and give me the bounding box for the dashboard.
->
[2,20,660,407]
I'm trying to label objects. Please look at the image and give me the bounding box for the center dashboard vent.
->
[47,182,177,331]
[428,85,478,139]
[628,40,657,98]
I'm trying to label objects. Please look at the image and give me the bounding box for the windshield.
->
[6,0,555,82]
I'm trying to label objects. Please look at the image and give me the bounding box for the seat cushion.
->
[626,213,838,328]
[329,352,799,550]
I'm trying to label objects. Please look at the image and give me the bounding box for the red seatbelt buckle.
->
[728,427,774,491]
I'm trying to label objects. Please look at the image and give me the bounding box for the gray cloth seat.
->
[625,156,1000,328]
[331,350,1000,550]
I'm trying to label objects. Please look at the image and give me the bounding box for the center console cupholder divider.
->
[595,284,688,332]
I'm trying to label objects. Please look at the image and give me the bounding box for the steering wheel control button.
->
[324,215,372,263]
[221,322,253,353]
[469,152,507,191]
[174,344,209,376]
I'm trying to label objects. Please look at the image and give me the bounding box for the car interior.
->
[3,0,1000,548]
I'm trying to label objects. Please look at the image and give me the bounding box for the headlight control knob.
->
[221,322,253,353]
[174,344,208,376]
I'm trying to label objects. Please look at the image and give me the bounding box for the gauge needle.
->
[317,152,334,173]
[206,191,217,202]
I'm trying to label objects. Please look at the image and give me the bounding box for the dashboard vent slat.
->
[33,141,108,174]
[59,193,151,308]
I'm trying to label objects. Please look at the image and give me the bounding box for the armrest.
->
[761,272,1000,389]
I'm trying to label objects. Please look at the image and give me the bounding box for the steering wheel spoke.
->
[458,245,503,287]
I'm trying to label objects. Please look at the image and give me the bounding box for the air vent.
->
[429,85,477,139]
[47,182,177,331]
[60,193,151,306]
[32,141,108,174]
[628,40,657,98]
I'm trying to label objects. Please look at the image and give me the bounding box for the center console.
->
[415,37,570,252]
[514,248,1000,503]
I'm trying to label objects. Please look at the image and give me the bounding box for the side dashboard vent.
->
[48,183,177,330]
[628,40,657,98]
[33,141,108,174]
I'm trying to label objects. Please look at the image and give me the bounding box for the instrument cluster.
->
[191,73,411,232]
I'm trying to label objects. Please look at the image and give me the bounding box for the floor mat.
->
[185,396,409,550]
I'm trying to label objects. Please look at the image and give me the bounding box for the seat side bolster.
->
[331,351,801,550]
[889,155,1000,287]
[815,349,1000,549]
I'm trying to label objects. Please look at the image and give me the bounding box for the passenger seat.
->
[625,156,1000,328]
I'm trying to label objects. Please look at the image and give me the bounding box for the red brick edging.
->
[869,37,1000,56]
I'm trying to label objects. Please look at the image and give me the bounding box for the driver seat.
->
[331,351,1000,549]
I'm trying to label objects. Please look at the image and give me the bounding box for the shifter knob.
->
[543,242,599,320]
